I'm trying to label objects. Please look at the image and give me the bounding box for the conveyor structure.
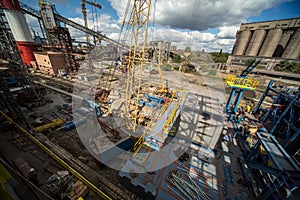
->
[20,2,128,49]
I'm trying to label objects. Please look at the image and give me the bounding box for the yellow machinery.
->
[33,118,64,132]
[225,75,259,91]
[246,125,258,148]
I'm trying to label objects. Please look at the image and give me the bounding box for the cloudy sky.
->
[22,0,300,52]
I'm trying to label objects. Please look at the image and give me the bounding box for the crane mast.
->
[123,0,152,133]
[81,0,102,46]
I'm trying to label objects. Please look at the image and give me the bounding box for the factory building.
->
[228,18,300,70]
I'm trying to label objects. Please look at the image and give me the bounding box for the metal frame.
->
[241,132,300,200]
[254,80,300,152]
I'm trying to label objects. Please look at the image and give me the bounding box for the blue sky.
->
[22,0,300,52]
[247,0,300,22]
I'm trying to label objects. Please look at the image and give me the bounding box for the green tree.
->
[211,52,229,63]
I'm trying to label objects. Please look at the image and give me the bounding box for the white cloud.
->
[109,0,288,31]
[104,0,288,52]
[217,26,239,39]
[23,0,290,52]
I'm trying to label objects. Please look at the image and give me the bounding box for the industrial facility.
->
[227,18,300,70]
[0,1,300,200]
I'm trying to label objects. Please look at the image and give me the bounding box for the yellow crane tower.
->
[120,0,152,133]
[81,0,102,46]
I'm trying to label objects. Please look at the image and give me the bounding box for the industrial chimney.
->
[0,0,36,67]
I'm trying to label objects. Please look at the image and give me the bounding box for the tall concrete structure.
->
[228,18,300,70]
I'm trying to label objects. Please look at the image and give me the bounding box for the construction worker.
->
[246,104,251,113]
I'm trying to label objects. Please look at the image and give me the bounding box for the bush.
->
[211,52,230,63]
[273,61,300,73]
[171,53,183,63]
[173,66,180,71]
[161,64,172,71]
[245,59,255,67]
[256,65,265,70]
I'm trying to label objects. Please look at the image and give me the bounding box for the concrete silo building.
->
[227,18,300,70]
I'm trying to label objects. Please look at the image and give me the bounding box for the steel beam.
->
[244,159,282,176]
[254,80,274,114]
[226,89,236,113]
[229,89,244,121]
[270,92,300,134]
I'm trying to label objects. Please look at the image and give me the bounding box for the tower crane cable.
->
[118,0,132,43]
[151,0,156,42]
[104,0,132,91]
[188,0,200,48]
[94,0,99,33]
[91,3,95,44]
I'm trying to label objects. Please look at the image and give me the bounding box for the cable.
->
[151,0,156,42]
[187,0,201,48]
[94,0,99,32]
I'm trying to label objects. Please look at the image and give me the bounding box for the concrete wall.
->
[239,18,300,31]
[232,30,252,55]
[245,29,266,56]
[259,29,282,57]
[226,55,300,71]
[232,18,300,60]
[282,28,300,59]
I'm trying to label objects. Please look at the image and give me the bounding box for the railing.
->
[133,91,179,163]
[225,75,259,90]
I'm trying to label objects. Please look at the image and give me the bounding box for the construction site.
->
[0,0,300,200]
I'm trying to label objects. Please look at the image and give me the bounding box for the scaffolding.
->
[0,7,23,64]
[0,6,40,122]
